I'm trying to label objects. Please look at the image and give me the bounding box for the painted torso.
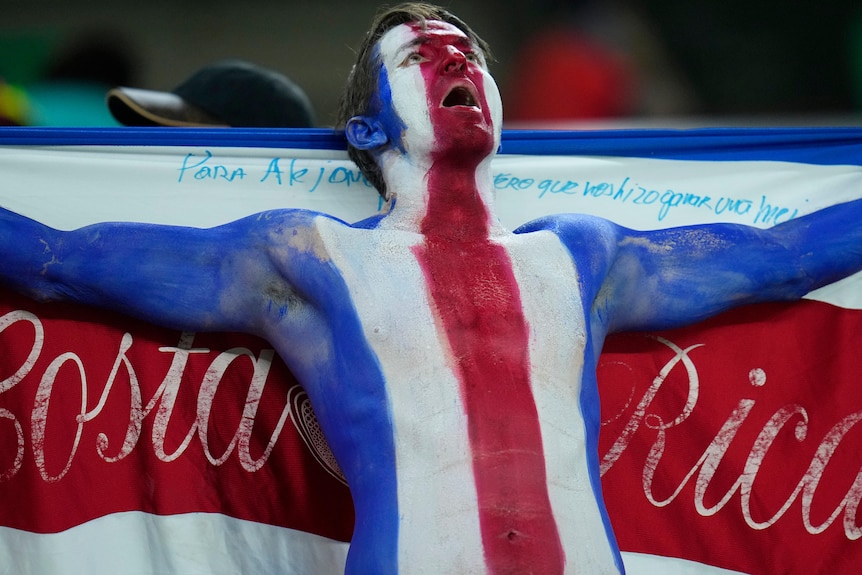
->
[264,216,621,574]
[269,17,622,575]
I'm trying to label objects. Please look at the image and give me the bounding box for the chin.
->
[432,120,496,160]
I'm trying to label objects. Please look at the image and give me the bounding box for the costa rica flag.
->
[0,126,861,574]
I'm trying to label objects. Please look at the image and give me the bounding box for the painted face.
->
[375,21,502,159]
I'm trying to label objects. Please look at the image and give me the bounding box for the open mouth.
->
[441,85,479,109]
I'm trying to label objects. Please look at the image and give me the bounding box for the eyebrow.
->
[395,37,429,57]
[395,33,475,58]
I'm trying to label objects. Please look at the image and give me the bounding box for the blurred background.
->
[1,0,861,128]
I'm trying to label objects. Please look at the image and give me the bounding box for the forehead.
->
[377,20,474,60]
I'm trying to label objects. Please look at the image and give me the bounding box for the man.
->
[1,3,862,574]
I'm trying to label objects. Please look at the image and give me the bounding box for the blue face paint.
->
[370,47,407,154]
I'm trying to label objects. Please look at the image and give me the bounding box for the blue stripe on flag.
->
[2,126,862,166]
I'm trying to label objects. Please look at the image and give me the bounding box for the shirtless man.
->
[2,3,862,574]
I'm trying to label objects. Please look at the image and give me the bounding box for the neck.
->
[378,149,503,240]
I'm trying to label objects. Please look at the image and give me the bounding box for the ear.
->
[345,116,389,150]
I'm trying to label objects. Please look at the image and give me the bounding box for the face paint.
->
[381,21,566,574]
[376,22,502,161]
[410,21,500,159]
[376,25,435,158]
[369,49,407,154]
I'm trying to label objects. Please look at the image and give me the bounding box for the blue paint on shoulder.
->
[579,338,626,574]
[280,220,399,574]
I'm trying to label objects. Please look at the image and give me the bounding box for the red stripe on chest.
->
[412,169,564,574]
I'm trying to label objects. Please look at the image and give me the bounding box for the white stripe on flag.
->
[0,508,751,575]
[622,552,752,575]
[0,511,348,575]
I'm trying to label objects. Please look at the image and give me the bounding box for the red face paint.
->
[408,22,565,574]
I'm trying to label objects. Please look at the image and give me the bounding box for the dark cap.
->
[106,59,315,127]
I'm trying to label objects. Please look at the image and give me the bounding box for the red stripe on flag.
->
[599,300,862,575]
[0,287,354,539]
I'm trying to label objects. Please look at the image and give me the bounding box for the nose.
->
[441,46,467,75]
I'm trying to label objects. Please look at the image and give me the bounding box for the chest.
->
[324,227,586,363]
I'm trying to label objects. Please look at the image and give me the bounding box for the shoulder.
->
[227,209,354,248]
[514,213,620,254]
[514,213,625,293]
[232,208,335,233]
[208,210,357,286]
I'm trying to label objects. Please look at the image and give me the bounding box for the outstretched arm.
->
[527,197,862,337]
[599,197,862,334]
[0,205,317,336]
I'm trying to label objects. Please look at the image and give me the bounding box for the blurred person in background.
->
[504,0,696,126]
[106,59,315,128]
[25,30,138,126]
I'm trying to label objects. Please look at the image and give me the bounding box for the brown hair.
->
[337,3,491,198]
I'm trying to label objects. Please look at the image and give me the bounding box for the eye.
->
[465,51,483,65]
[402,52,426,66]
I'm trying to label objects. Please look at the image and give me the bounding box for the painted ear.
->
[345,116,389,150]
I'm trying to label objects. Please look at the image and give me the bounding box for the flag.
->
[1,126,861,574]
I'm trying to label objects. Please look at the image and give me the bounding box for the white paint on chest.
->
[504,231,619,572]
[319,219,619,573]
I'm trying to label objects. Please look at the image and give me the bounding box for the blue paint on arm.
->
[602,198,862,334]
[0,205,311,335]
[522,194,862,337]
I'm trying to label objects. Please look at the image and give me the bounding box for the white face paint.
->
[376,21,503,160]
[376,24,434,157]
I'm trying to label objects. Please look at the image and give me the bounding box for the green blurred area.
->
[0,28,123,126]
[0,29,57,86]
